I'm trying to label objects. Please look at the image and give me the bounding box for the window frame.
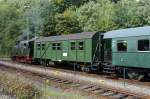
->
[117,40,127,52]
[37,43,41,50]
[24,43,27,47]
[41,43,46,50]
[57,43,61,50]
[78,41,84,50]
[52,43,61,50]
[137,39,150,52]
[70,42,76,50]
[52,43,57,50]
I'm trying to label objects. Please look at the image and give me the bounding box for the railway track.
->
[41,75,145,99]
[0,66,143,99]
[0,60,150,99]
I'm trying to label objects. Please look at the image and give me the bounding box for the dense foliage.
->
[0,0,150,56]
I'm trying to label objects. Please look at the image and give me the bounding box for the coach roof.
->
[36,32,97,42]
[104,26,150,39]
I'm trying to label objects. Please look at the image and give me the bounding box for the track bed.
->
[0,60,150,99]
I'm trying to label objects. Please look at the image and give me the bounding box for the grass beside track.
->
[0,68,87,99]
[0,72,43,99]
[41,86,86,99]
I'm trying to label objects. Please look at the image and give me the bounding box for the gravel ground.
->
[0,94,13,99]
[0,88,15,99]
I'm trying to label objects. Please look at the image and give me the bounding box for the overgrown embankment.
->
[0,67,88,99]
[0,71,43,99]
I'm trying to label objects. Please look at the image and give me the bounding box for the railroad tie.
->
[79,85,93,90]
[100,91,117,96]
[63,81,73,84]
[84,86,100,91]
[110,93,128,99]
[57,80,68,83]
[93,89,107,94]
[125,96,142,99]
[57,80,73,85]
[83,85,98,91]
[48,77,57,80]
[71,83,81,87]
[51,78,62,81]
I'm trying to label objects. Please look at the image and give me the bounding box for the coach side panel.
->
[112,36,150,69]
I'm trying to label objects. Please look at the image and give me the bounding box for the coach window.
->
[37,43,41,50]
[24,43,27,47]
[52,43,56,50]
[42,43,45,50]
[71,42,76,50]
[78,41,84,50]
[138,39,149,51]
[57,43,61,50]
[117,40,127,51]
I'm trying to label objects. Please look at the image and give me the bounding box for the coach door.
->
[51,42,62,61]
[77,40,85,62]
[56,42,62,61]
[41,42,46,58]
[51,42,57,61]
[36,42,41,58]
[69,41,77,61]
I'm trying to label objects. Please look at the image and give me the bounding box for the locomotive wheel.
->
[127,71,144,81]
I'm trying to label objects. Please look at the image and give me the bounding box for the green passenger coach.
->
[34,32,102,70]
[104,26,150,80]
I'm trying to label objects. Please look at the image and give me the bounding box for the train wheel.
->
[54,62,60,66]
[81,66,90,72]
[46,61,49,67]
[81,66,85,72]
[85,67,90,72]
[40,60,46,66]
[40,60,43,65]
[127,71,144,81]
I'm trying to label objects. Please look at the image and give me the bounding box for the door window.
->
[57,43,61,50]
[78,41,84,50]
[52,43,57,50]
[37,43,41,50]
[71,42,76,50]
[42,44,45,50]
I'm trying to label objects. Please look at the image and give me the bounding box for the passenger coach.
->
[104,26,150,80]
[34,32,103,71]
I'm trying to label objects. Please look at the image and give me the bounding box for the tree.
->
[40,0,57,36]
[75,1,100,31]
[0,0,25,55]
[114,0,150,28]
[76,1,118,32]
[55,9,81,34]
[0,0,150,56]
[51,0,91,13]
